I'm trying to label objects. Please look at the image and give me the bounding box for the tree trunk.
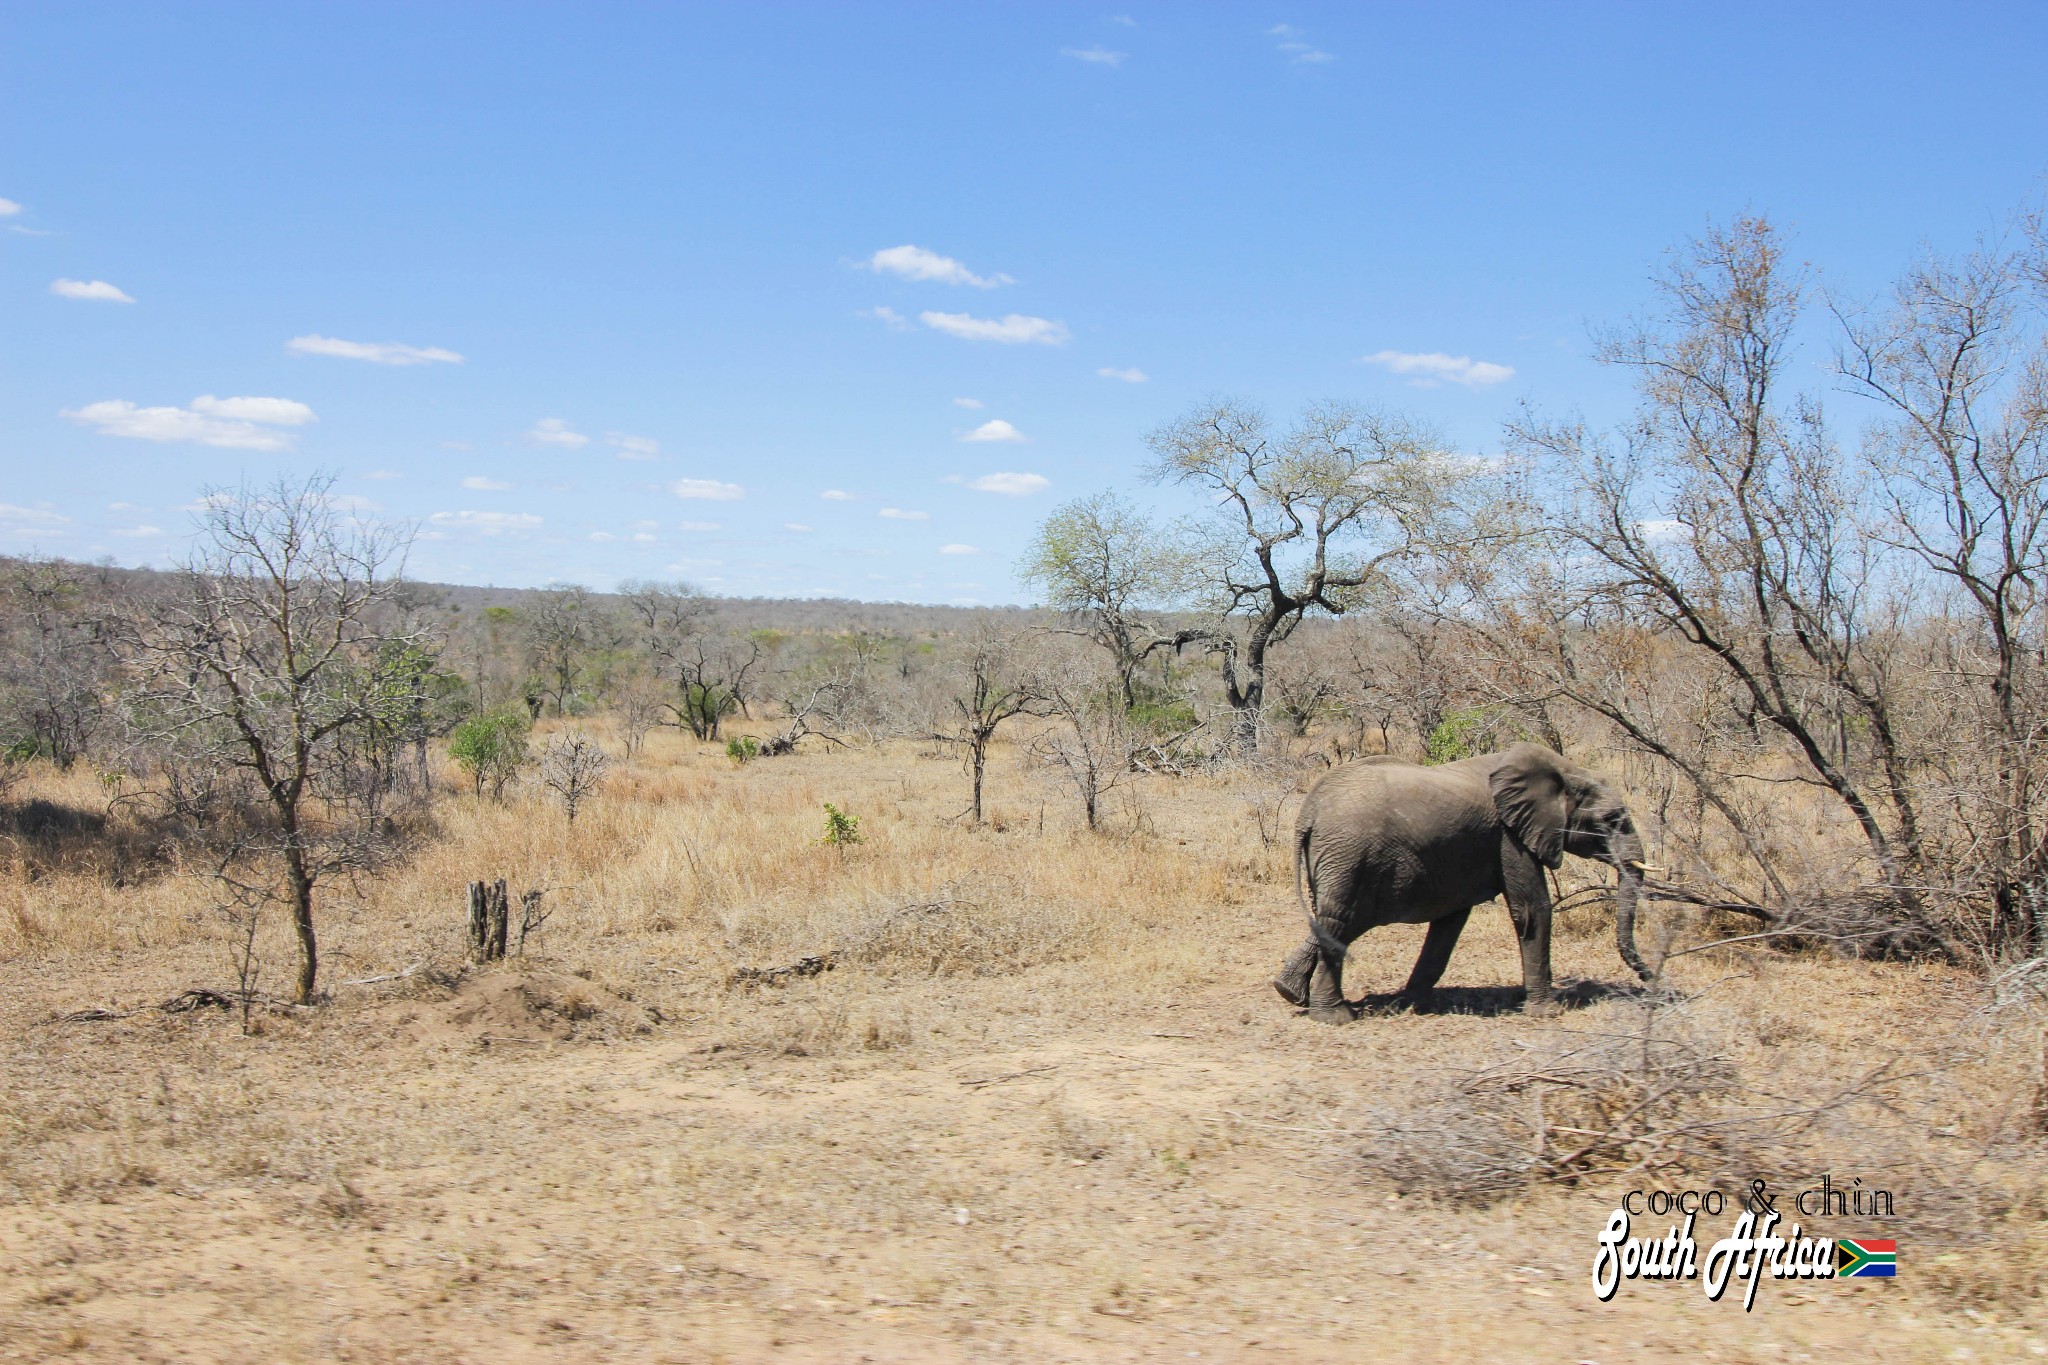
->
[969,738,988,824]
[286,847,318,1004]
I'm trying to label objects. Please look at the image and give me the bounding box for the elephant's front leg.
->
[1500,846,1558,1016]
[1398,908,1470,1011]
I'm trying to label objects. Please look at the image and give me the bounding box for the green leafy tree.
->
[449,705,532,800]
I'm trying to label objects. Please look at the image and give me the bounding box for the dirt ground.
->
[3,734,2044,1362]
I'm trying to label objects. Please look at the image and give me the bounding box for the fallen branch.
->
[338,963,425,987]
[50,1007,130,1024]
[959,1065,1057,1089]
[160,988,237,1014]
[730,952,836,987]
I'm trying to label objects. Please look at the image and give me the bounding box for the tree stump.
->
[467,879,511,962]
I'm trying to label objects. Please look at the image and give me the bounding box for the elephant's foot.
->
[1305,1002,1358,1025]
[1394,988,1437,1015]
[1523,993,1563,1019]
[1272,976,1310,1008]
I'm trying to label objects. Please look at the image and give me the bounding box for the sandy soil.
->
[5,934,2033,1363]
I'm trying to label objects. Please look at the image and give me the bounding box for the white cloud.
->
[671,478,745,501]
[784,522,814,532]
[1268,23,1333,62]
[864,305,910,329]
[879,508,929,521]
[0,502,70,529]
[461,475,512,491]
[1110,14,1136,26]
[920,311,1069,345]
[190,394,316,425]
[678,520,722,531]
[953,396,984,409]
[820,489,857,501]
[1636,518,1694,542]
[110,524,165,538]
[61,395,315,451]
[1097,366,1148,383]
[1061,46,1126,66]
[529,417,589,447]
[939,543,981,555]
[428,510,542,533]
[633,532,657,542]
[863,245,1012,288]
[966,471,1050,496]
[962,419,1027,443]
[1360,350,1515,388]
[51,278,134,303]
[0,198,19,216]
[362,469,404,480]
[286,334,462,365]
[609,432,660,460]
[589,531,615,542]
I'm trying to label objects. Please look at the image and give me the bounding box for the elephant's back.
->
[1297,754,1485,821]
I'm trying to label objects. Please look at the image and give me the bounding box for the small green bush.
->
[821,802,862,846]
[449,706,532,799]
[725,735,760,765]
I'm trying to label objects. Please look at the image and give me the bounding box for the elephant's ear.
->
[1489,743,1570,869]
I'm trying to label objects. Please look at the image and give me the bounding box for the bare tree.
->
[1506,220,1933,923]
[523,583,615,716]
[1027,642,1137,831]
[909,624,1048,825]
[0,555,117,769]
[613,671,668,759]
[1146,399,1475,751]
[538,730,612,823]
[127,475,425,1003]
[1837,232,2048,952]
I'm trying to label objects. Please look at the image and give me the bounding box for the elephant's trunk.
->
[1611,826,1654,983]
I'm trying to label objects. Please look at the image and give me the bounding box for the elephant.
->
[1272,742,1654,1023]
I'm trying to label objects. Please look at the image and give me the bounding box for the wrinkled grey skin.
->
[1274,742,1653,1023]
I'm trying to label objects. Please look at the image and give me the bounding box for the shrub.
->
[725,735,760,765]
[448,706,531,800]
[821,802,862,846]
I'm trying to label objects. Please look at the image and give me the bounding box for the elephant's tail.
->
[1295,825,1346,960]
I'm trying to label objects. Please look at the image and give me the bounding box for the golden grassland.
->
[2,721,2045,1362]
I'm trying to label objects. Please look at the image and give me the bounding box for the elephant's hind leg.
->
[1303,895,1360,1025]
[1399,908,1471,1011]
[1273,939,1318,1007]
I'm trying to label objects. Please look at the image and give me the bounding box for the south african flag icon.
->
[1836,1239,1898,1277]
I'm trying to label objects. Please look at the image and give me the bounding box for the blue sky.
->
[4,2,2044,602]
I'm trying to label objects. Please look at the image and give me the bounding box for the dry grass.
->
[2,721,2045,1361]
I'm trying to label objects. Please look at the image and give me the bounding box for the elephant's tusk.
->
[1624,860,1666,875]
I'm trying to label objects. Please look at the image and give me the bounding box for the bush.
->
[725,735,759,765]
[448,706,531,799]
[821,802,862,846]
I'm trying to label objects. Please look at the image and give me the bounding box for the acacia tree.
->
[1019,491,1186,709]
[1146,400,1472,751]
[130,475,425,1003]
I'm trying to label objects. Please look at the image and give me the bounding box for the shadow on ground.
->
[1350,977,1641,1018]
